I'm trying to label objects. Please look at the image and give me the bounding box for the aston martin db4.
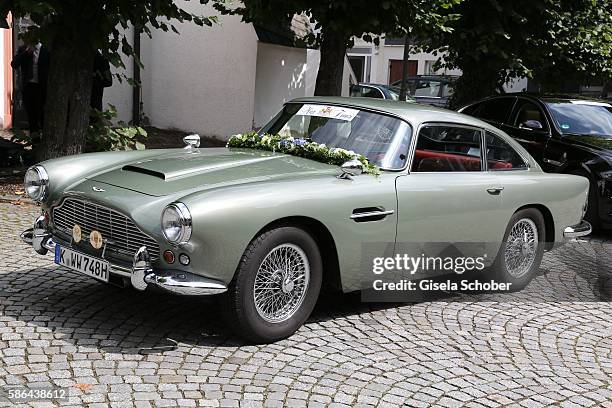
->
[20,97,591,342]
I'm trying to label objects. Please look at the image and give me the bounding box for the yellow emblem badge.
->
[90,230,103,249]
[72,224,82,243]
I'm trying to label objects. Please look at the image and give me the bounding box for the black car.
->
[459,93,612,229]
[350,83,416,102]
[391,75,456,107]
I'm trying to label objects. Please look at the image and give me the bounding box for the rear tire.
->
[226,227,322,343]
[492,208,545,291]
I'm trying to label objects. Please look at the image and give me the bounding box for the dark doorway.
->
[349,56,365,83]
[389,59,417,84]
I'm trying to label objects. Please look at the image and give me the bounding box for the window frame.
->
[483,129,530,172]
[407,122,486,174]
[508,97,552,132]
[266,102,415,172]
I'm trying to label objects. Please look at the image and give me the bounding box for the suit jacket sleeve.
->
[11,45,28,69]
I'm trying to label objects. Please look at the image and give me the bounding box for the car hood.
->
[87,148,338,196]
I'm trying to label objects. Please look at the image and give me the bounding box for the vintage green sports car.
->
[20,97,591,342]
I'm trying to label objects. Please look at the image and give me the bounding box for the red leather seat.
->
[414,149,512,171]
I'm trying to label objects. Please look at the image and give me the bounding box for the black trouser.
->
[22,82,44,133]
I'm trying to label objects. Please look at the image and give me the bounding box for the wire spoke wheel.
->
[504,218,539,278]
[253,243,310,323]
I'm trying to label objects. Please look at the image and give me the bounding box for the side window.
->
[485,131,528,170]
[512,100,548,130]
[414,80,442,97]
[441,82,454,97]
[475,98,516,124]
[350,85,363,97]
[361,87,384,99]
[411,125,483,172]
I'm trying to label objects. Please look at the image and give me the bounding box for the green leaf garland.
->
[227,132,380,176]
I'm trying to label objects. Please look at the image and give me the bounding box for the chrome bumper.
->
[563,220,592,239]
[20,216,227,296]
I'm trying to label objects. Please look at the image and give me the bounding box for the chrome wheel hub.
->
[253,244,310,323]
[504,218,538,278]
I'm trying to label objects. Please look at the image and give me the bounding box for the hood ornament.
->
[92,186,105,192]
[183,134,201,151]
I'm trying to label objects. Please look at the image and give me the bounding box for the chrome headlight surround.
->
[161,202,192,245]
[24,166,49,202]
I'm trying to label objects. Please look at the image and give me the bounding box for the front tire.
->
[226,227,322,343]
[492,208,545,291]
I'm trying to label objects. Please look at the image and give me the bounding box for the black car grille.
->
[52,198,159,262]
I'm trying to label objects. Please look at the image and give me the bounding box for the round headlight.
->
[24,166,49,202]
[161,203,192,245]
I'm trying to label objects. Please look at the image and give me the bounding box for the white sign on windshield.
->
[297,104,360,121]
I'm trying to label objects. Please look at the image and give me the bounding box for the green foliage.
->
[218,0,461,48]
[86,107,147,152]
[227,131,380,176]
[418,0,612,107]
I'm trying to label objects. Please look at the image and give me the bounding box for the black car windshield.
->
[264,103,412,169]
[545,101,612,136]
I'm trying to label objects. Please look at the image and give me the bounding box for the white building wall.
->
[253,42,307,128]
[103,26,133,123]
[348,37,462,85]
[105,2,259,139]
[141,2,258,139]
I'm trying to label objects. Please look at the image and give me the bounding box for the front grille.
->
[52,198,159,262]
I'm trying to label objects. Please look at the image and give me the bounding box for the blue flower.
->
[294,138,307,146]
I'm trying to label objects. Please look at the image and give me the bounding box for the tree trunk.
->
[40,38,95,160]
[398,36,411,101]
[314,30,347,96]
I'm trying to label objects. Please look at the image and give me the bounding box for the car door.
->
[483,129,538,229]
[501,98,551,163]
[395,123,507,256]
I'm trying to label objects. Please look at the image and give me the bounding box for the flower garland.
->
[227,131,380,176]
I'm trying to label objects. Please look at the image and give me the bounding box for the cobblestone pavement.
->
[0,202,610,408]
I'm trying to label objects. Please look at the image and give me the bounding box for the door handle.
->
[350,208,394,222]
[486,187,504,195]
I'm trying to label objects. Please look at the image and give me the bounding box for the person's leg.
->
[33,84,43,134]
[22,83,38,133]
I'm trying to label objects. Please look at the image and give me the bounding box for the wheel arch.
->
[514,204,555,250]
[253,216,342,291]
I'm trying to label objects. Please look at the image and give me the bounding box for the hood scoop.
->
[122,165,165,179]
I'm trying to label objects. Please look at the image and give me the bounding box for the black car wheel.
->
[226,227,322,343]
[492,208,546,291]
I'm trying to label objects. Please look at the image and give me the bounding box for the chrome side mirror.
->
[520,120,543,130]
[183,134,200,149]
[338,159,363,180]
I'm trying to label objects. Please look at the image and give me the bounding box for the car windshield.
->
[263,103,413,170]
[546,101,612,136]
